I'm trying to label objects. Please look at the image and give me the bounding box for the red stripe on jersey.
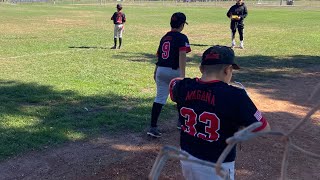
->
[169,78,180,102]
[252,117,268,132]
[196,77,221,84]
[179,47,191,53]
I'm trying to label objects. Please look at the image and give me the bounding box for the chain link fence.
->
[1,0,320,7]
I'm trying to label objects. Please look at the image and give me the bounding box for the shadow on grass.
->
[68,46,110,49]
[0,54,319,162]
[0,80,178,161]
[189,43,211,47]
[115,52,319,106]
[112,52,157,63]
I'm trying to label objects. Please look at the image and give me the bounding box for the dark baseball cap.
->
[201,45,240,69]
[116,4,122,10]
[170,12,188,28]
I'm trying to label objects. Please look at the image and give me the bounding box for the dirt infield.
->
[0,70,319,180]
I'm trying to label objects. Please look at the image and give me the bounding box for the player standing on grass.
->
[147,12,191,138]
[111,4,126,49]
[227,0,248,49]
[169,45,270,180]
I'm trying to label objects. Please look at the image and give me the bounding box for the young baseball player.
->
[169,45,270,180]
[147,12,191,138]
[111,4,126,49]
[227,0,248,49]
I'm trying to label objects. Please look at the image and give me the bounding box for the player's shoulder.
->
[226,84,248,99]
[171,77,194,88]
[228,83,245,91]
[177,32,189,39]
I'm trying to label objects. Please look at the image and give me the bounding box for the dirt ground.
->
[0,70,319,180]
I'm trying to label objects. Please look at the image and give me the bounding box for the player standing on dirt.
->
[147,12,191,138]
[227,0,247,49]
[169,45,270,180]
[111,4,126,49]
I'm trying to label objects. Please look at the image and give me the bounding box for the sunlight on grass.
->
[64,130,87,141]
[0,116,41,129]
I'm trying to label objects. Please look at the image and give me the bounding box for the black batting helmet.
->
[170,12,188,28]
[116,4,122,10]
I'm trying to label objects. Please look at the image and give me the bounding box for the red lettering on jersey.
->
[185,90,215,106]
[180,107,220,142]
[180,108,197,136]
[186,90,196,101]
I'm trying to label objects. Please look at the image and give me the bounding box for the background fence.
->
[1,0,320,7]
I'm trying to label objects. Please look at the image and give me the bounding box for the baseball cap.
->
[116,4,122,10]
[170,12,188,28]
[201,45,240,69]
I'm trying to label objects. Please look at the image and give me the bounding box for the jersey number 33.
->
[180,107,220,142]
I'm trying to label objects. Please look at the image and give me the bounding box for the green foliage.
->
[0,3,319,160]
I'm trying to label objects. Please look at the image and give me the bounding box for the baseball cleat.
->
[231,40,236,48]
[147,127,162,138]
[240,41,244,49]
[110,46,116,49]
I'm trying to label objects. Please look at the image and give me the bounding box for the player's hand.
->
[232,15,240,20]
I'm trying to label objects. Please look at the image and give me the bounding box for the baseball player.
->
[111,4,126,49]
[147,12,191,138]
[169,45,270,180]
[227,0,248,49]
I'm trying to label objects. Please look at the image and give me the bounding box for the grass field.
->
[0,3,319,161]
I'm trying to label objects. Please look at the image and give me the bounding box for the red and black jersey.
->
[169,78,268,163]
[111,12,126,24]
[156,31,191,70]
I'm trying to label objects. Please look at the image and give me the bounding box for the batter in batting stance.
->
[169,45,270,180]
[147,12,191,138]
[111,4,126,49]
[227,0,247,49]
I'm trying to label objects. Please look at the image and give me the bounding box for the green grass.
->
[0,3,319,160]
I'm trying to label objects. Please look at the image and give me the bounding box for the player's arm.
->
[240,5,248,19]
[178,37,191,78]
[169,78,183,103]
[237,90,270,132]
[153,65,158,82]
[111,13,115,20]
[179,51,186,78]
[226,7,233,18]
[122,13,126,24]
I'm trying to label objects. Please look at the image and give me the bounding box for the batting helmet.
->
[170,12,188,29]
[116,4,122,10]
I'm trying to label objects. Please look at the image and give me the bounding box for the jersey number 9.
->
[161,41,170,59]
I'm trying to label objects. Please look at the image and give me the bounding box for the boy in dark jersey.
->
[227,0,248,49]
[169,45,270,179]
[147,12,191,138]
[111,4,126,49]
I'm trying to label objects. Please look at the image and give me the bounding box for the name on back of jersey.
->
[185,90,215,106]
